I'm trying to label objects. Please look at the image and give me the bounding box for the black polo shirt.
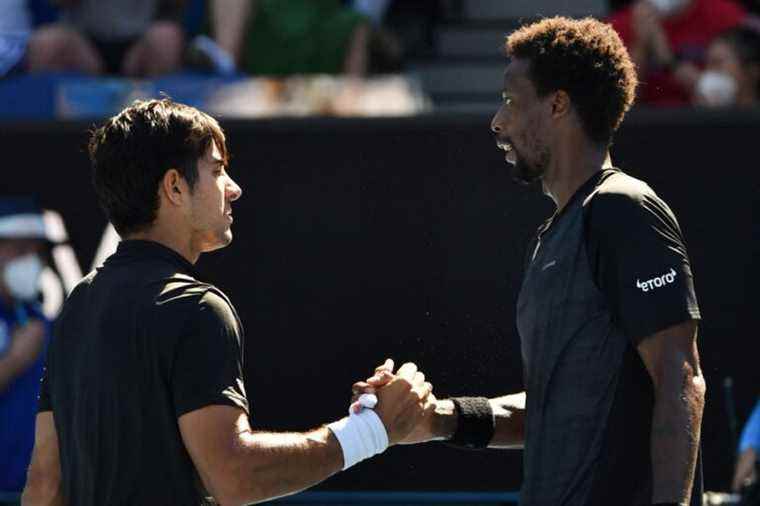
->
[518,169,701,505]
[38,240,248,506]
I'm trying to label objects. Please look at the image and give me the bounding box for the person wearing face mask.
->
[0,198,51,506]
[694,26,760,107]
[608,0,747,106]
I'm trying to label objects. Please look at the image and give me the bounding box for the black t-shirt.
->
[582,169,702,504]
[520,169,702,505]
[584,169,701,341]
[38,240,248,506]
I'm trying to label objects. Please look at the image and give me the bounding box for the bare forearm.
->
[650,373,705,504]
[428,392,525,449]
[229,426,343,505]
[343,23,369,77]
[21,483,64,506]
[211,0,254,62]
[488,392,526,449]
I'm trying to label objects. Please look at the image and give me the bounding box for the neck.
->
[541,137,611,212]
[126,221,200,264]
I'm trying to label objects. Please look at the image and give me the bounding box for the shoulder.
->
[197,289,238,326]
[584,171,680,236]
[585,171,656,215]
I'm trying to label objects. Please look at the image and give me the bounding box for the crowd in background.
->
[0,0,441,79]
[1,0,760,108]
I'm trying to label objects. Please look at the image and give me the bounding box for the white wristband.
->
[328,408,389,470]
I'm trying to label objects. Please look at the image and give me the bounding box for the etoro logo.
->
[636,268,677,293]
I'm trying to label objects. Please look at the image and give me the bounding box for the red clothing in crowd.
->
[608,0,746,106]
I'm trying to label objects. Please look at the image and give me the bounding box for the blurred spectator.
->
[361,0,444,74]
[608,0,747,106]
[208,0,370,77]
[694,26,760,106]
[733,398,760,505]
[0,198,52,505]
[734,399,760,491]
[0,0,32,77]
[26,0,187,77]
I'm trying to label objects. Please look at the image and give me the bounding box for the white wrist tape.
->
[328,395,388,470]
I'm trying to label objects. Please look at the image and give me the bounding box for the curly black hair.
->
[89,99,228,236]
[506,17,637,145]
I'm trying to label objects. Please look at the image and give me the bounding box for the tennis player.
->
[358,17,705,506]
[21,99,433,506]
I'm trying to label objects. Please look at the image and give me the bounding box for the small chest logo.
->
[636,268,677,293]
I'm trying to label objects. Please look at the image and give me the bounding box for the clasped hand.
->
[349,359,439,445]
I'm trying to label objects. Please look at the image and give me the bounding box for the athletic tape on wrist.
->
[328,396,388,470]
[448,396,495,449]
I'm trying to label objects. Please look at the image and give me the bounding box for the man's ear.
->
[161,169,187,207]
[551,90,571,118]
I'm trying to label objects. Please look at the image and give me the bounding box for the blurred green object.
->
[241,0,367,76]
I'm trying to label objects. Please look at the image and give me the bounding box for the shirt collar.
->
[112,240,200,278]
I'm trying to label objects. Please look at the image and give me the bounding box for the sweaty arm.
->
[422,393,526,449]
[587,185,704,505]
[21,412,63,506]
[179,406,343,505]
[638,321,705,505]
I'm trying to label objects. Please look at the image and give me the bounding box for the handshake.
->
[327,358,457,471]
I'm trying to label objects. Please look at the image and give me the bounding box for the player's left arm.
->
[21,411,64,506]
[637,320,705,505]
[587,186,705,505]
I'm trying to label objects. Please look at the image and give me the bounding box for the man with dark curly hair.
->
[356,16,704,506]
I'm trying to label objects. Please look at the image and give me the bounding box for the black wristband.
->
[448,397,495,449]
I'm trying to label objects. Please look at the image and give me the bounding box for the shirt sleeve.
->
[585,188,701,343]
[37,363,52,412]
[739,399,760,453]
[172,290,249,417]
[37,319,54,413]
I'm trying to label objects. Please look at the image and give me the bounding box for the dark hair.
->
[506,17,637,145]
[89,99,228,236]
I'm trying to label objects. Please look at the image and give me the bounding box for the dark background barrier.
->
[2,109,758,493]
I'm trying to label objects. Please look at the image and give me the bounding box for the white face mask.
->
[3,253,43,301]
[648,0,690,15]
[696,70,738,107]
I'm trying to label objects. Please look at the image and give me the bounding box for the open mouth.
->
[497,141,517,164]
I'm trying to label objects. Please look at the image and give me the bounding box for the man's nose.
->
[227,177,243,201]
[491,113,503,134]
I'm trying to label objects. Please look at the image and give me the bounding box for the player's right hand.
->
[370,362,435,446]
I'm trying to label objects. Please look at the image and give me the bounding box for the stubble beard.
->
[510,145,550,186]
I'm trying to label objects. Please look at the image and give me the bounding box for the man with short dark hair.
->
[358,17,704,506]
[22,99,434,506]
